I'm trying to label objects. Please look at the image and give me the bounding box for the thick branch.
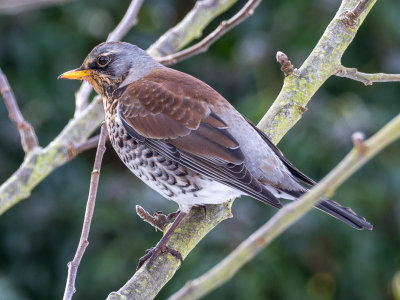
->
[63,122,108,300]
[147,0,238,57]
[107,203,234,300]
[157,0,261,66]
[336,65,400,85]
[168,113,400,300]
[74,0,145,115]
[258,0,377,144]
[0,68,39,153]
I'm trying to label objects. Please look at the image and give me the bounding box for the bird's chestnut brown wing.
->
[118,68,282,208]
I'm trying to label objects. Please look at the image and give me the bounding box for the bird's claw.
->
[136,244,183,271]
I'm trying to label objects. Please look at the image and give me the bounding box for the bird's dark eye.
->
[97,55,110,67]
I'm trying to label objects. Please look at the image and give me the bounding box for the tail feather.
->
[315,199,373,230]
[280,189,373,230]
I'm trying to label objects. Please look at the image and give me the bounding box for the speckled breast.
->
[104,110,203,201]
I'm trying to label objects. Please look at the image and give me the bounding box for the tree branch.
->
[63,122,108,300]
[0,0,67,14]
[147,0,239,58]
[0,68,39,154]
[74,0,145,116]
[157,0,261,66]
[167,113,400,300]
[336,65,400,85]
[107,203,234,300]
[258,0,377,144]
[0,97,104,215]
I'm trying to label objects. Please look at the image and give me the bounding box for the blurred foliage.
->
[0,0,399,299]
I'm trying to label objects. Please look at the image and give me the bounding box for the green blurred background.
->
[0,0,399,299]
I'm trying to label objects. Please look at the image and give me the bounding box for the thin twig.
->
[147,0,239,58]
[0,68,39,153]
[67,134,103,159]
[63,122,108,300]
[107,0,144,42]
[0,0,67,14]
[157,0,261,66]
[167,113,400,300]
[74,0,145,116]
[336,66,400,85]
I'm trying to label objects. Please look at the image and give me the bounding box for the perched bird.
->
[59,42,372,269]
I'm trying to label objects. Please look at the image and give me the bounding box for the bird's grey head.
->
[59,42,161,97]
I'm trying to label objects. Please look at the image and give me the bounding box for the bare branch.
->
[67,134,108,159]
[148,0,239,58]
[63,122,108,300]
[336,66,400,85]
[0,68,39,153]
[107,203,234,300]
[167,113,400,300]
[157,0,261,66]
[107,0,144,42]
[74,0,145,116]
[0,0,67,14]
[0,97,104,215]
[258,0,377,144]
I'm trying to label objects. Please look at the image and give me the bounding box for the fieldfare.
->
[59,42,372,269]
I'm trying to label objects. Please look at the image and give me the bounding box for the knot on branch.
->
[276,51,294,76]
[340,10,359,28]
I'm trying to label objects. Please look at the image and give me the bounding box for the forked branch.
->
[157,0,261,65]
[0,68,39,154]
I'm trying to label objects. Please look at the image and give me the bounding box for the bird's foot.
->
[136,205,180,231]
[136,211,187,271]
[136,243,183,271]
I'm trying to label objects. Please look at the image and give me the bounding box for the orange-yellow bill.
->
[58,68,92,80]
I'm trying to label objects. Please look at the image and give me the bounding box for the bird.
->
[59,41,372,269]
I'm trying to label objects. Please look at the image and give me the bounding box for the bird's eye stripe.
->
[97,55,110,67]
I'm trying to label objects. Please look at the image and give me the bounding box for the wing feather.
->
[118,68,282,208]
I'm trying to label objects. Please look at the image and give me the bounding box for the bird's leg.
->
[137,211,187,270]
[136,205,180,231]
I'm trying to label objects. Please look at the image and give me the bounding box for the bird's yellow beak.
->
[58,68,92,80]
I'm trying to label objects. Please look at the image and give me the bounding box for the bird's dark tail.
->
[281,188,373,230]
[315,199,373,230]
[244,118,373,230]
